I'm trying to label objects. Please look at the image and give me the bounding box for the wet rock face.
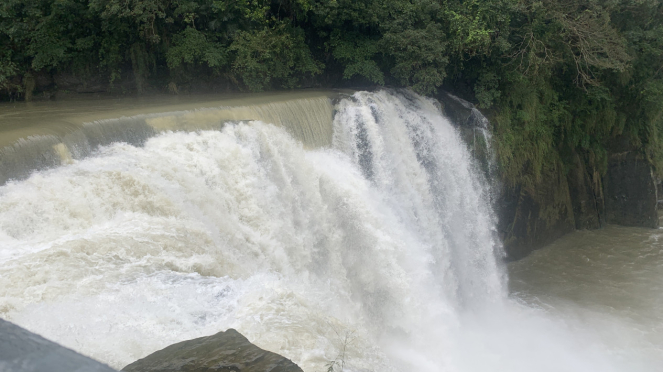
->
[435,91,494,179]
[657,180,663,210]
[567,151,605,230]
[122,329,303,372]
[604,152,659,228]
[0,318,117,372]
[436,92,489,130]
[497,164,576,261]
[498,150,660,260]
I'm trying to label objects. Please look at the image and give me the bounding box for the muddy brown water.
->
[509,225,663,368]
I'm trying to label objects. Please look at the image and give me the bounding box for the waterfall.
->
[331,91,504,308]
[0,90,652,372]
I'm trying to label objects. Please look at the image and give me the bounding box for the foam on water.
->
[0,91,660,371]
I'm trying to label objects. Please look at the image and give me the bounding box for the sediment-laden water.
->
[509,225,663,370]
[0,90,660,372]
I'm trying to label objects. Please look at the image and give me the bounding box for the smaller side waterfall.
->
[438,92,498,186]
[332,90,505,309]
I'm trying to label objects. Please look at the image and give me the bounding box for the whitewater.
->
[0,90,660,371]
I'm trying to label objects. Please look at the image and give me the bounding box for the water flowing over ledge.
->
[1,90,661,372]
[0,91,338,186]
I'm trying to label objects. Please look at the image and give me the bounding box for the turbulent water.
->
[509,225,663,370]
[0,90,661,372]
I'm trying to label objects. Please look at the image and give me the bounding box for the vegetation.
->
[1,0,662,184]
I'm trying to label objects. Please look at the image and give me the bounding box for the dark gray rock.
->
[0,318,117,372]
[566,151,605,230]
[497,163,576,261]
[122,329,303,372]
[657,178,663,210]
[436,91,494,179]
[436,92,489,130]
[604,152,659,228]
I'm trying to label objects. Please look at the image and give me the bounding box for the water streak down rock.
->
[121,329,303,372]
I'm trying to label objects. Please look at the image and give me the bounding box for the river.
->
[509,225,663,370]
[0,90,661,372]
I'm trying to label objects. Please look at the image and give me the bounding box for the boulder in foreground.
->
[0,317,117,372]
[122,329,303,372]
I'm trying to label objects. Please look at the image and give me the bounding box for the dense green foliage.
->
[480,0,663,188]
[1,0,662,183]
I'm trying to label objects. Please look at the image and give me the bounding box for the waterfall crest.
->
[0,93,335,186]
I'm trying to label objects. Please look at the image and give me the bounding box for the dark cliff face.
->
[436,92,494,179]
[604,152,659,228]
[497,162,576,261]
[567,151,605,230]
[498,149,659,260]
[437,90,660,261]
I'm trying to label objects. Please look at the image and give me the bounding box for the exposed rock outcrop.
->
[496,150,659,260]
[122,329,303,372]
[566,151,605,230]
[497,161,576,261]
[657,179,663,210]
[437,91,493,179]
[604,152,659,228]
[0,318,117,372]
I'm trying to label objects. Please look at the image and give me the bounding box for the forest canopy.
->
[1,0,662,182]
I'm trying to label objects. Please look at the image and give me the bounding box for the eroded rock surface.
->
[122,329,302,372]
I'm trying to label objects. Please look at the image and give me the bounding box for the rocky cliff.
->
[438,92,660,261]
[604,152,659,228]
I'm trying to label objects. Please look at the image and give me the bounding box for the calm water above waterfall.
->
[0,91,661,372]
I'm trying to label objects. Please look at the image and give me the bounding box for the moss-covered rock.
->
[122,329,303,372]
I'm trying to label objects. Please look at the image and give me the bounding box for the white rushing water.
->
[0,90,660,371]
